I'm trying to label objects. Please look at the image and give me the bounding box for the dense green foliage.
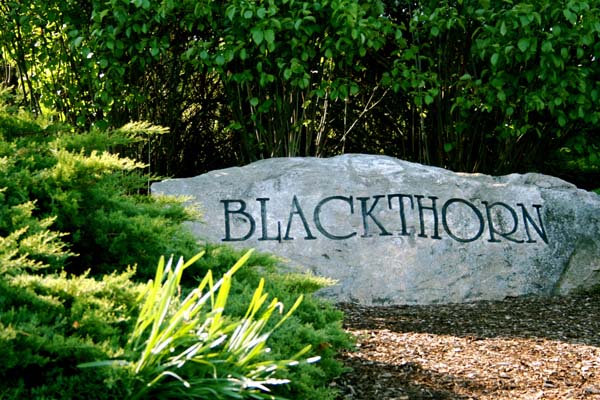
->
[0,106,351,399]
[0,269,141,398]
[1,0,598,188]
[0,101,199,277]
[80,250,320,400]
[1,1,597,396]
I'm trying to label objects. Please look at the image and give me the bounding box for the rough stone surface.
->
[151,154,600,305]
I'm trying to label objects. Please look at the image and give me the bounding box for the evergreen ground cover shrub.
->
[0,104,352,398]
[0,104,200,277]
[0,269,141,399]
[0,251,350,399]
[80,250,322,399]
[193,246,352,400]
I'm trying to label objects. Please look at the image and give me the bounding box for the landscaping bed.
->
[334,292,600,399]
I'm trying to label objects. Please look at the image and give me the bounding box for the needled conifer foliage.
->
[0,98,351,399]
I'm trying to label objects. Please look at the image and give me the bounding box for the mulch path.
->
[333,292,600,400]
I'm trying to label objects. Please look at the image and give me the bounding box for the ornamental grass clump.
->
[80,249,318,399]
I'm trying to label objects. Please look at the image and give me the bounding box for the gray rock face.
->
[151,154,600,305]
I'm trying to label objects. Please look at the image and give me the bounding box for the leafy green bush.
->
[5,0,599,187]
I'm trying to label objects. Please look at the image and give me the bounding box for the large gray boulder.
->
[151,154,600,305]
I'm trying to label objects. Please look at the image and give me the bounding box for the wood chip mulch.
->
[333,292,600,400]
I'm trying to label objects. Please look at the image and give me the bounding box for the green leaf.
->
[299,76,309,89]
[490,53,499,66]
[541,40,553,53]
[243,10,253,19]
[73,36,84,48]
[519,15,532,27]
[283,68,292,80]
[250,97,259,107]
[252,29,264,45]
[338,84,348,99]
[444,143,454,152]
[500,21,507,36]
[563,9,576,24]
[558,114,567,126]
[517,38,530,52]
[553,25,562,35]
[94,119,109,130]
[226,6,236,20]
[264,29,275,44]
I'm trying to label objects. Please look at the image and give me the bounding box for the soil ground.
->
[333,292,600,400]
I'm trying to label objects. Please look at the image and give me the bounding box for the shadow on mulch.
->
[335,358,486,399]
[333,291,600,400]
[339,291,600,347]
